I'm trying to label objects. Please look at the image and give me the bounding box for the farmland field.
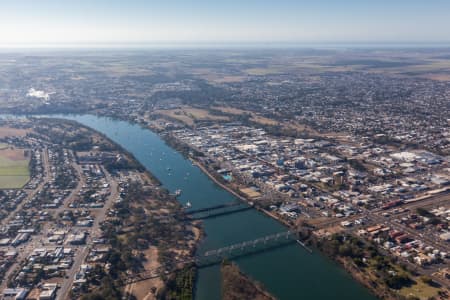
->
[0,147,30,189]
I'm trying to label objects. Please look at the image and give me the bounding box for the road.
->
[370,212,450,253]
[56,167,118,300]
[357,191,450,288]
[373,191,450,252]
[53,156,85,216]
[374,189,450,214]
[0,148,52,290]
[310,189,450,288]
[57,246,90,300]
[1,154,119,298]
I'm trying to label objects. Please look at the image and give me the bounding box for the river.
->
[14,114,377,300]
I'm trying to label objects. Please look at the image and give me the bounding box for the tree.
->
[420,275,433,285]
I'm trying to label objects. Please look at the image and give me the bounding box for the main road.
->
[57,167,119,300]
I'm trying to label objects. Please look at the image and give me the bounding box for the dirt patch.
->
[214,106,250,115]
[212,75,248,83]
[127,246,164,300]
[0,127,29,138]
[240,187,261,199]
[398,277,443,300]
[312,225,345,238]
[153,108,229,126]
[245,67,283,76]
[421,73,450,81]
[0,148,28,161]
[250,115,279,126]
[191,68,248,83]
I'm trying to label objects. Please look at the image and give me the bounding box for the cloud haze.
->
[1,0,450,47]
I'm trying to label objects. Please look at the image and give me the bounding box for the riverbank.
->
[221,262,276,300]
[34,117,203,300]
[50,114,378,300]
[37,117,163,186]
[191,156,295,229]
[190,153,388,299]
[159,133,391,299]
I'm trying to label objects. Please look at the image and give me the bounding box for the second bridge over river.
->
[200,230,312,265]
[122,229,312,285]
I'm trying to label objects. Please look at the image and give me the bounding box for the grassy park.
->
[0,146,30,189]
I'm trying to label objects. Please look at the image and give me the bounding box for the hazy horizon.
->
[1,0,450,48]
[2,41,450,51]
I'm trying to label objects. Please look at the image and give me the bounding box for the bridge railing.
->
[122,230,300,285]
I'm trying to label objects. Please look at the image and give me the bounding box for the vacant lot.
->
[250,115,279,126]
[398,278,443,300]
[244,67,284,76]
[0,148,30,189]
[125,246,163,300]
[154,107,229,126]
[214,106,279,125]
[240,187,261,199]
[421,73,450,81]
[0,127,29,138]
[214,106,251,115]
[191,68,248,83]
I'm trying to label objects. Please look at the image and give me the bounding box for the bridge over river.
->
[58,114,377,300]
[183,201,252,220]
[122,229,311,285]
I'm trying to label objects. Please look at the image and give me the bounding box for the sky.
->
[1,0,450,47]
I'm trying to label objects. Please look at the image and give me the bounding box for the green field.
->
[0,154,30,189]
